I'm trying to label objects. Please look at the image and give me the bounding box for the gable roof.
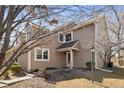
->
[29,22,50,33]
[57,40,79,49]
[52,21,76,32]
[69,19,95,31]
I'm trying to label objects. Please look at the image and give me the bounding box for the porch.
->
[57,40,79,69]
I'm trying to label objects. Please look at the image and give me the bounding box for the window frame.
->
[65,32,73,43]
[118,56,124,67]
[58,31,73,43]
[34,47,50,61]
[58,32,65,43]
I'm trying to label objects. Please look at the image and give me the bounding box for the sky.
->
[30,5,106,30]
[4,5,124,32]
[30,5,124,30]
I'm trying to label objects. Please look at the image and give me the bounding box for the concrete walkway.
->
[0,76,32,85]
[0,73,35,87]
[0,83,6,88]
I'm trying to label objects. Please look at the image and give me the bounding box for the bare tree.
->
[0,5,55,76]
[0,5,105,76]
[97,6,124,68]
[109,6,124,56]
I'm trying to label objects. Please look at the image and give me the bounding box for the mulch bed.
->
[45,68,89,82]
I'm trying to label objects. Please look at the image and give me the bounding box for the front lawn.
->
[4,68,124,88]
[54,69,124,88]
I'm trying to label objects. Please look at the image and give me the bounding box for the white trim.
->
[66,52,70,67]
[71,31,74,41]
[72,41,79,48]
[66,50,74,69]
[58,31,74,43]
[72,48,79,51]
[70,49,74,69]
[34,47,40,61]
[57,41,79,52]
[57,48,70,52]
[28,51,31,71]
[57,47,78,52]
[43,48,50,61]
[96,68,113,73]
[65,31,73,43]
[58,32,65,43]
[34,47,50,61]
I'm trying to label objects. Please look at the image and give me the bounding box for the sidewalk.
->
[0,83,6,88]
[0,73,35,88]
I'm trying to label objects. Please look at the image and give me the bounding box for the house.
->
[18,17,105,71]
[3,47,18,64]
[116,48,124,67]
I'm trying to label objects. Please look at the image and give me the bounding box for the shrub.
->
[4,70,14,80]
[86,62,91,70]
[39,66,46,78]
[10,63,22,74]
[107,62,113,69]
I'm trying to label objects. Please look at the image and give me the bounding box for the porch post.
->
[70,49,73,70]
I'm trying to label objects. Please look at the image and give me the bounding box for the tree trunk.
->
[103,61,107,67]
[0,53,6,69]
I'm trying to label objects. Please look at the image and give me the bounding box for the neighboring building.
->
[117,48,124,67]
[18,17,108,71]
[5,47,18,63]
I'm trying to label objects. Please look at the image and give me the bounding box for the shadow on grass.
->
[46,68,124,87]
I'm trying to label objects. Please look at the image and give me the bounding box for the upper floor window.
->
[65,33,72,42]
[58,32,64,43]
[35,47,50,61]
[58,32,73,43]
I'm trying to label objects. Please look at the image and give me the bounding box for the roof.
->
[57,40,79,49]
[52,19,95,33]
[71,19,95,31]
[120,48,124,50]
[52,21,76,32]
[29,22,50,32]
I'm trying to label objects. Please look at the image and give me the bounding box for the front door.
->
[66,52,71,67]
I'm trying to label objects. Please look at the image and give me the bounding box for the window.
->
[37,49,42,59]
[43,50,48,59]
[58,32,64,43]
[118,60,124,66]
[58,32,73,43]
[65,33,72,42]
[118,56,124,66]
[35,47,50,61]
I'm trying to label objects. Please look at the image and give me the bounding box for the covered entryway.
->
[66,52,71,67]
[57,40,79,69]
